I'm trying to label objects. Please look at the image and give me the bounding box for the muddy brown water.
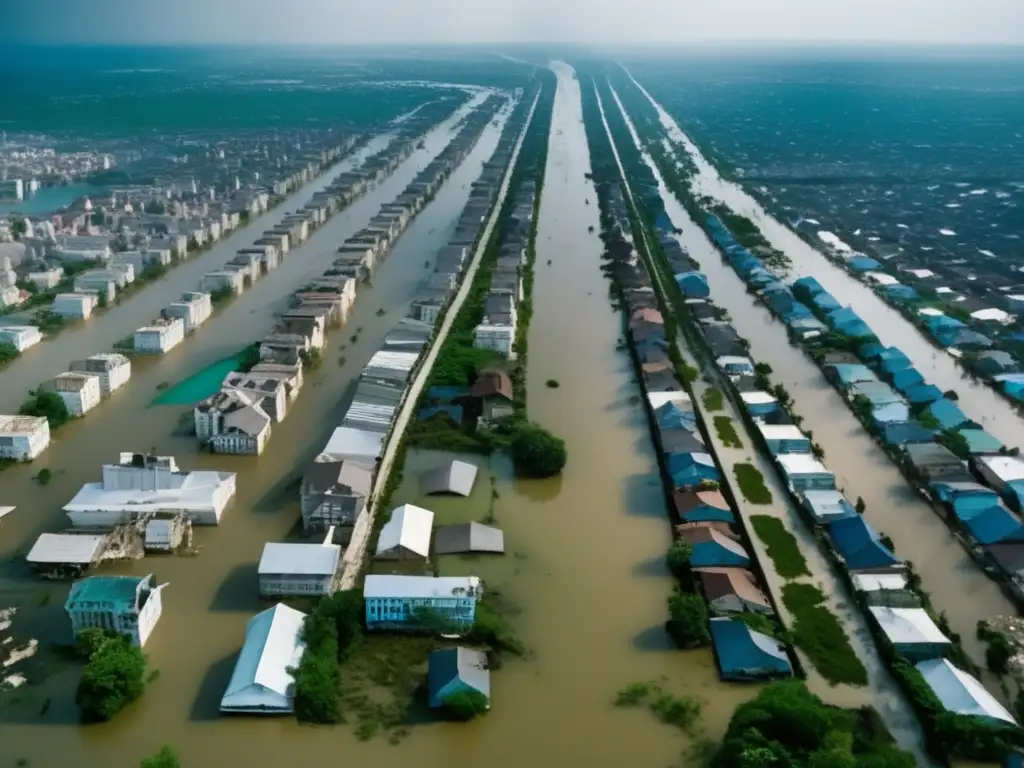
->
[605,81,1017,697]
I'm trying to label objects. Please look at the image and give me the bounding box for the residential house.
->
[201,270,245,296]
[697,568,772,614]
[375,504,434,561]
[709,617,792,681]
[776,454,835,492]
[51,292,99,319]
[0,414,50,460]
[904,443,970,484]
[828,515,901,571]
[69,354,131,397]
[672,488,734,524]
[758,424,811,455]
[800,490,857,525]
[65,574,166,647]
[741,391,780,420]
[669,452,721,487]
[134,318,185,354]
[363,575,481,631]
[165,291,213,333]
[258,533,341,598]
[470,369,514,422]
[915,658,1017,727]
[300,460,372,536]
[924,399,970,432]
[716,355,755,377]
[0,325,42,352]
[868,606,952,660]
[428,648,490,709]
[52,371,102,416]
[194,390,272,455]
[677,525,750,568]
[220,603,307,715]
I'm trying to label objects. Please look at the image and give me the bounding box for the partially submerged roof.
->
[363,574,481,599]
[709,617,791,677]
[434,522,504,555]
[869,606,950,647]
[470,369,513,401]
[428,647,490,707]
[419,460,478,497]
[258,541,341,577]
[27,533,107,565]
[319,426,383,463]
[916,658,1017,726]
[221,603,307,713]
[302,459,372,497]
[697,568,770,609]
[800,490,857,524]
[66,574,153,613]
[375,504,434,558]
[828,515,901,570]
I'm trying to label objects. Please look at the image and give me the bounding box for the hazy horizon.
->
[6,0,1024,46]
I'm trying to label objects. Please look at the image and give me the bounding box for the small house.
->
[697,568,772,614]
[677,526,750,568]
[672,488,734,524]
[433,523,505,555]
[915,658,1017,727]
[828,515,901,571]
[658,428,705,456]
[776,454,835,492]
[363,575,481,631]
[868,606,951,660]
[65,574,166,647]
[740,391,779,419]
[758,424,811,455]
[420,460,479,497]
[800,490,857,525]
[668,452,721,487]
[375,504,434,560]
[428,647,491,709]
[716,355,755,377]
[258,533,341,598]
[470,369,514,422]
[709,617,792,681]
[299,459,371,536]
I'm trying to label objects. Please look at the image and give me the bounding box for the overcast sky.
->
[8,0,1024,45]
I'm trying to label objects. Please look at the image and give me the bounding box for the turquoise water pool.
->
[153,354,244,405]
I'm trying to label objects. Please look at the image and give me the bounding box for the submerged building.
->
[65,574,166,647]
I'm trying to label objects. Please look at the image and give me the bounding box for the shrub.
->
[701,388,724,411]
[439,688,489,721]
[20,390,70,430]
[76,632,148,722]
[665,589,710,649]
[782,583,868,687]
[750,515,810,579]
[509,424,566,478]
[733,462,772,504]
[236,343,261,372]
[545,379,559,388]
[713,415,742,448]
[140,746,180,768]
[665,539,693,585]
[292,589,363,723]
[0,341,19,366]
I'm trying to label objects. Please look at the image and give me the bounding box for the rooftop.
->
[258,541,341,577]
[0,415,48,434]
[376,504,434,558]
[363,575,481,600]
[27,533,107,565]
[420,460,479,497]
[869,606,950,646]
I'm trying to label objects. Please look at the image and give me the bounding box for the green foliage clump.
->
[612,680,702,734]
[733,462,773,505]
[75,630,148,722]
[236,343,261,373]
[20,390,70,430]
[702,388,724,411]
[713,415,742,448]
[782,583,868,687]
[665,539,693,586]
[0,341,19,366]
[666,588,710,649]
[750,515,810,579]
[509,423,566,478]
[140,746,180,768]
[439,688,489,721]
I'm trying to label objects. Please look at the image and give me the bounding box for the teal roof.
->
[66,575,145,612]
[958,429,1004,455]
[926,399,969,430]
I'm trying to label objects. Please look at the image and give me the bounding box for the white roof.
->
[375,504,434,558]
[777,454,831,476]
[758,424,809,442]
[917,307,945,317]
[716,355,754,368]
[976,455,1024,483]
[801,490,854,522]
[365,350,418,373]
[27,533,106,564]
[64,470,234,517]
[936,286,955,294]
[648,391,692,410]
[865,272,899,286]
[869,606,950,646]
[971,308,1012,323]
[916,658,1016,725]
[221,604,307,713]
[851,572,909,593]
[741,391,777,406]
[906,268,936,279]
[319,426,383,462]
[363,574,480,599]
[259,541,341,577]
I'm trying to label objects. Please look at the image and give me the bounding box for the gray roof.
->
[434,523,505,555]
[420,460,478,497]
[303,460,372,497]
[27,533,107,565]
[258,542,341,577]
[428,647,490,706]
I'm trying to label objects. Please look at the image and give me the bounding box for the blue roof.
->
[958,429,1004,455]
[710,617,792,678]
[669,452,721,487]
[812,292,841,311]
[783,302,814,320]
[837,319,876,339]
[904,383,944,405]
[927,315,966,332]
[877,347,912,374]
[859,342,886,361]
[849,256,882,271]
[891,367,925,391]
[827,306,862,328]
[872,402,911,424]
[689,538,749,568]
[828,515,901,570]
[787,316,828,333]
[849,380,904,406]
[932,481,997,505]
[793,276,825,297]
[885,284,919,302]
[962,505,1024,545]
[1007,481,1024,511]
[831,363,878,386]
[881,421,937,447]
[427,648,490,708]
[656,403,697,431]
[926,399,969,430]
[676,271,710,298]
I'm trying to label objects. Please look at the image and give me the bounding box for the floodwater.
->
[0,90,519,766]
[623,68,1024,448]
[603,81,1017,687]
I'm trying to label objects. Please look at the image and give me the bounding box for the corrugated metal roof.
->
[342,400,396,432]
[376,504,434,558]
[420,460,478,497]
[916,658,1016,725]
[259,542,341,576]
[319,426,383,462]
[869,607,950,646]
[801,490,857,524]
[828,516,900,570]
[709,617,791,678]
[27,533,106,565]
[434,523,505,555]
[221,603,307,713]
[363,575,481,599]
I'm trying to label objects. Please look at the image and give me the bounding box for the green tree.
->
[76,633,148,722]
[665,539,693,584]
[291,652,340,724]
[439,688,489,721]
[509,424,567,478]
[855,497,866,514]
[140,746,180,768]
[236,343,261,372]
[20,390,70,429]
[10,217,28,240]
[0,341,19,365]
[665,589,710,648]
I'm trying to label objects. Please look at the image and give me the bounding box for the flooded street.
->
[604,81,1016,685]
[623,69,1024,448]
[0,91,517,766]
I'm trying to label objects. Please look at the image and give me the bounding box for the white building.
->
[134,317,184,354]
[473,323,516,358]
[51,292,99,319]
[0,415,51,460]
[974,455,1024,494]
[220,603,307,715]
[868,606,952,659]
[194,390,273,455]
[72,272,117,304]
[52,371,102,416]
[27,268,63,290]
[0,324,42,352]
[69,353,131,397]
[201,270,245,296]
[258,531,341,598]
[375,504,434,561]
[64,452,237,527]
[165,291,212,333]
[65,574,166,647]
[58,235,112,262]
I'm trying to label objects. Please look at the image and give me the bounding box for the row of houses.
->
[603,187,795,682]
[698,213,1021,734]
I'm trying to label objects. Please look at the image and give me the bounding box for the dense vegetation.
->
[438,689,490,721]
[711,680,915,767]
[140,747,180,768]
[509,424,567,478]
[20,390,71,430]
[733,462,773,504]
[751,515,810,579]
[292,590,364,724]
[713,415,742,448]
[782,583,868,687]
[75,629,149,722]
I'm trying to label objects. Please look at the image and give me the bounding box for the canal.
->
[0,90,517,766]
[622,68,1024,449]
[603,80,1017,691]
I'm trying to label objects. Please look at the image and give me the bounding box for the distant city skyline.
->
[6,0,1024,45]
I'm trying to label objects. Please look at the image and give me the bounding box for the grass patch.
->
[712,416,742,448]
[750,515,810,579]
[733,462,773,505]
[701,388,724,411]
[782,583,868,687]
[612,681,702,734]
